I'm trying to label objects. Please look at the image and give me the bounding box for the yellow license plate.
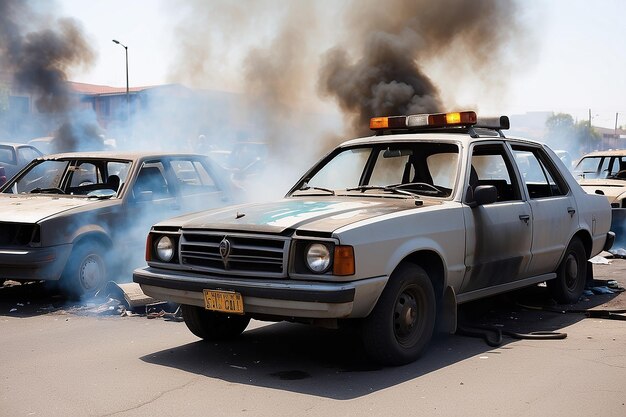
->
[203,290,244,314]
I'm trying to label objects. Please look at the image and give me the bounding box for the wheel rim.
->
[393,285,426,347]
[564,253,579,290]
[79,254,105,291]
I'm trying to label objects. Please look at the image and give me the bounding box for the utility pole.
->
[586,109,591,152]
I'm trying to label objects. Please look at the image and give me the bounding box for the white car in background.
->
[573,149,626,245]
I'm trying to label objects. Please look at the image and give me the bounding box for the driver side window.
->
[470,144,521,202]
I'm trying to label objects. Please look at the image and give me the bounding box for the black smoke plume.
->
[318,0,526,136]
[0,0,96,149]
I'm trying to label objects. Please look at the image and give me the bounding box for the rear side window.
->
[169,159,220,196]
[512,146,569,199]
[18,147,42,163]
[134,162,171,198]
[0,146,16,164]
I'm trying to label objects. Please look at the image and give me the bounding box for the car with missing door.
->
[134,111,614,365]
[0,151,234,297]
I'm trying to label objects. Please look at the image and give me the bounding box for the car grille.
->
[179,231,290,278]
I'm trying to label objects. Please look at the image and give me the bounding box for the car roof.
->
[0,142,37,149]
[339,131,546,148]
[579,150,626,157]
[36,151,210,161]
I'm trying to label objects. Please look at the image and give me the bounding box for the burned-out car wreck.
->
[134,111,614,365]
[0,152,233,298]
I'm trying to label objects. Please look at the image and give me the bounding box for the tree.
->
[544,112,600,157]
[546,113,575,133]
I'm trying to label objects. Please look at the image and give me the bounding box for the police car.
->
[134,111,614,365]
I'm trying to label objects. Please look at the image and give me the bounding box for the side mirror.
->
[473,185,498,206]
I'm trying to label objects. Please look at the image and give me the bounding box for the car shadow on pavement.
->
[140,284,622,400]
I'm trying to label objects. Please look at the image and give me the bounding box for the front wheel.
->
[360,263,436,366]
[182,305,250,341]
[548,237,587,304]
[60,241,107,300]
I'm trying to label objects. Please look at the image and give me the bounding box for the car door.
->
[511,145,578,275]
[121,159,180,243]
[461,142,533,294]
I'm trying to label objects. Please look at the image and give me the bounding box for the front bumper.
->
[133,266,388,319]
[0,244,72,281]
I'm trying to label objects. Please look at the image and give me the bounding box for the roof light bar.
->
[475,115,510,130]
[370,111,477,131]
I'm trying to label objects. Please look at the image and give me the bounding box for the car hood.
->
[0,195,102,223]
[159,197,431,234]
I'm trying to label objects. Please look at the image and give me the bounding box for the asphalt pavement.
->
[1,256,625,417]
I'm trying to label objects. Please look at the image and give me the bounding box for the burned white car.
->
[134,111,614,365]
[0,152,233,298]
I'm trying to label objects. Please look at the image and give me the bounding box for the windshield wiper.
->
[388,182,445,196]
[346,185,418,198]
[296,184,335,195]
[30,187,65,195]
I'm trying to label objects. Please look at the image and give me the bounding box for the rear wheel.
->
[182,304,250,340]
[548,237,587,304]
[60,241,107,300]
[361,263,436,366]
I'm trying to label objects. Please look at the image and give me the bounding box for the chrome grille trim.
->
[179,231,290,278]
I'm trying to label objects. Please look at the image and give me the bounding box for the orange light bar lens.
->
[370,117,389,130]
[333,245,355,276]
[446,112,461,124]
[428,111,476,127]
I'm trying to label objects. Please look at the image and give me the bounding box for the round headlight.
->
[305,243,331,273]
[155,236,175,262]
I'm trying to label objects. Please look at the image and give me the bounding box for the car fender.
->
[574,192,612,256]
[382,237,449,283]
[69,224,113,249]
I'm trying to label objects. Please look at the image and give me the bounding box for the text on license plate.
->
[203,290,244,314]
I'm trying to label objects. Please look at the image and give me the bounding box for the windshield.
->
[294,142,460,198]
[574,155,626,179]
[3,159,132,196]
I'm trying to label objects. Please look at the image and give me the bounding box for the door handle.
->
[519,214,530,224]
[567,207,576,216]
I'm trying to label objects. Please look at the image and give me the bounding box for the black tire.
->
[60,241,107,300]
[548,237,587,304]
[182,304,250,341]
[360,263,436,366]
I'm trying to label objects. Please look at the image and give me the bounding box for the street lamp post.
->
[112,39,129,122]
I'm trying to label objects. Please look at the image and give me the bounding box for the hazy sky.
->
[58,0,626,129]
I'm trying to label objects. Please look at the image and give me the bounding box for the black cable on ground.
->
[516,303,626,320]
[456,324,567,347]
